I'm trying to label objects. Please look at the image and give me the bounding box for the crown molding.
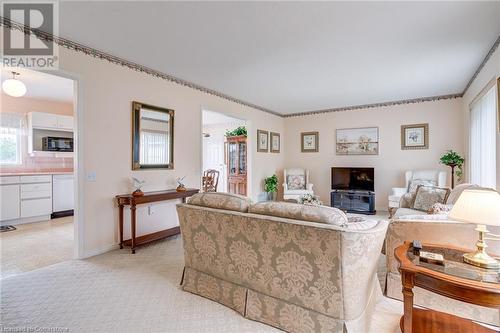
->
[283,93,462,118]
[1,17,495,119]
[0,17,282,117]
[462,34,500,96]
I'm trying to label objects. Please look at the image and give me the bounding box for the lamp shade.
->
[449,189,500,226]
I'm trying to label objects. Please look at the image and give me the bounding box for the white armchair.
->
[283,168,314,202]
[388,170,447,217]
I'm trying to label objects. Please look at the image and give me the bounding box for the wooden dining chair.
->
[202,169,220,192]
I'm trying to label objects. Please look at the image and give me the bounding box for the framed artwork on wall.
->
[257,130,269,152]
[270,132,280,153]
[301,132,319,152]
[336,127,378,155]
[401,123,429,150]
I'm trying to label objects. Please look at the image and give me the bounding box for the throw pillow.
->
[188,192,252,212]
[428,202,454,215]
[408,179,437,194]
[412,185,450,212]
[287,175,306,190]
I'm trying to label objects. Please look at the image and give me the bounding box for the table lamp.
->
[448,189,500,269]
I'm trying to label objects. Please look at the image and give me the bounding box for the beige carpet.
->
[0,235,403,333]
[0,217,74,279]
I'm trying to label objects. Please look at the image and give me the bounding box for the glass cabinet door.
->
[228,142,237,175]
[238,142,246,174]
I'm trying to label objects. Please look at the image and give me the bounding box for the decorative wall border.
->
[0,17,498,119]
[283,93,462,118]
[462,34,500,96]
[0,17,281,117]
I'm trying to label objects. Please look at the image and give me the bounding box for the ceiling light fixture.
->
[2,71,27,97]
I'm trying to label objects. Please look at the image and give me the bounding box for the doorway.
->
[0,67,79,278]
[202,110,246,194]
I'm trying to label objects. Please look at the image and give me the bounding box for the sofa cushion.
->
[188,192,251,212]
[249,201,348,226]
[408,179,436,193]
[346,215,379,230]
[412,185,450,212]
[287,174,305,190]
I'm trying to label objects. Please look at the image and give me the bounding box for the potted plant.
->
[264,174,278,201]
[225,126,247,137]
[439,150,465,189]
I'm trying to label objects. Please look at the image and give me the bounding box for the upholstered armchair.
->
[388,170,447,217]
[283,168,314,201]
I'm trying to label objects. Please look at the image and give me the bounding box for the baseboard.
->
[81,243,120,259]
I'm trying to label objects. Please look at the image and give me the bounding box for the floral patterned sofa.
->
[177,192,388,333]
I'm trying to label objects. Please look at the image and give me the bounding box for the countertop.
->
[0,171,74,176]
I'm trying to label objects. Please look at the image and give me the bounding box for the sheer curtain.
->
[469,85,496,188]
[0,112,24,165]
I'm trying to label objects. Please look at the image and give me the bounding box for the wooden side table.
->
[395,242,500,333]
[116,188,199,253]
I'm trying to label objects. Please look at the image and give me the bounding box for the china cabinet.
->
[226,135,247,195]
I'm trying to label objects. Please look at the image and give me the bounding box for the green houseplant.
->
[439,150,465,189]
[264,174,278,201]
[225,126,247,137]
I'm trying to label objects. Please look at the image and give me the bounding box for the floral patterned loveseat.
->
[177,192,388,333]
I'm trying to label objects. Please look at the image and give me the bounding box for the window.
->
[0,113,22,165]
[469,84,496,187]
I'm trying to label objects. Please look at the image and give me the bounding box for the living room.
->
[0,2,499,333]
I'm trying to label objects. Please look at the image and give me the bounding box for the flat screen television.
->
[331,167,374,192]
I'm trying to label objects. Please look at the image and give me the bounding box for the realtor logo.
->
[1,1,59,69]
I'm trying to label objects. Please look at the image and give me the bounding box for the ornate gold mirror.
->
[132,101,174,170]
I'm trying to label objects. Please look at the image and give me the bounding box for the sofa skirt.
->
[386,272,499,327]
[182,266,382,333]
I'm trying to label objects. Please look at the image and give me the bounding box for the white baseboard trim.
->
[81,243,120,259]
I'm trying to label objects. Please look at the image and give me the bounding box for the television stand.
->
[330,190,376,215]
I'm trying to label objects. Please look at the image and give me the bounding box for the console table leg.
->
[118,204,124,249]
[130,205,136,254]
[402,272,414,333]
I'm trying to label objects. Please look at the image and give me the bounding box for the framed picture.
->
[257,130,269,152]
[336,127,379,155]
[270,132,280,153]
[401,123,429,150]
[301,132,319,152]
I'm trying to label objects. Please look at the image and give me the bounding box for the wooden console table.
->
[116,188,198,253]
[395,242,500,333]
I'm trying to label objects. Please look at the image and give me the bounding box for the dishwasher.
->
[52,174,74,218]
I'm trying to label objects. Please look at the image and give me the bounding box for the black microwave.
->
[42,137,73,152]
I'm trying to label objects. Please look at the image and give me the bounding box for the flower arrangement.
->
[298,193,323,206]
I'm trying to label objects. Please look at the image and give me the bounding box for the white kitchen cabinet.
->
[21,198,52,218]
[0,184,20,221]
[28,112,74,131]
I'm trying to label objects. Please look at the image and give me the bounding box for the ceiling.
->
[1,67,74,102]
[52,1,500,114]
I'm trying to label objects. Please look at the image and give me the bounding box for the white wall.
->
[283,99,464,210]
[7,29,285,256]
[462,46,500,189]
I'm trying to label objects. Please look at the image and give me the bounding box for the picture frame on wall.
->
[301,132,319,152]
[270,132,280,153]
[401,123,429,150]
[336,127,379,155]
[257,130,269,152]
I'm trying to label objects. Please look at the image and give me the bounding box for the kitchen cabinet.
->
[0,175,53,222]
[0,183,20,221]
[28,112,73,131]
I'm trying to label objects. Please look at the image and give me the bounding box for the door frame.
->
[36,68,85,259]
[200,108,251,197]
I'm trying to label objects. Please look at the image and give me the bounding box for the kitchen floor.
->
[0,216,74,279]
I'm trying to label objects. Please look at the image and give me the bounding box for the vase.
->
[267,192,277,201]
